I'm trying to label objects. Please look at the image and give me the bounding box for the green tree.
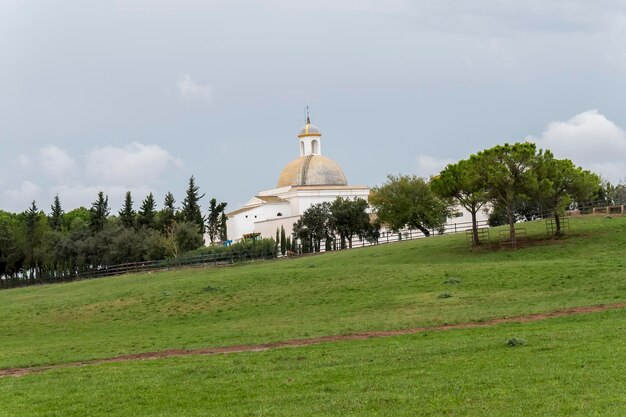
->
[89,192,110,233]
[329,197,371,249]
[175,221,205,253]
[137,192,157,229]
[431,157,489,245]
[206,198,227,244]
[535,151,600,235]
[159,192,177,233]
[181,176,205,234]
[219,212,228,242]
[49,195,64,232]
[280,225,286,255]
[23,201,43,273]
[119,191,136,229]
[477,142,539,242]
[292,202,332,253]
[275,228,280,253]
[369,175,450,237]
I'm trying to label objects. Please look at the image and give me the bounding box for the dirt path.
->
[2,302,625,378]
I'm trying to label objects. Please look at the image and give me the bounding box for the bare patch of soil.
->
[2,302,625,378]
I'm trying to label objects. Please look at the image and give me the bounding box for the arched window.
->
[311,139,319,154]
[300,141,305,156]
[277,212,283,217]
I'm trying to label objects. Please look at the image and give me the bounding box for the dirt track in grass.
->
[2,302,625,378]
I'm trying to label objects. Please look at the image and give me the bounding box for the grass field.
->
[0,215,625,416]
[0,216,625,369]
[1,309,625,416]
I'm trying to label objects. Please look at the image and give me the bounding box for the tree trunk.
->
[417,225,430,237]
[507,202,516,243]
[471,208,480,246]
[554,212,562,236]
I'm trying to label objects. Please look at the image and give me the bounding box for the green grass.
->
[0,215,625,370]
[1,309,625,416]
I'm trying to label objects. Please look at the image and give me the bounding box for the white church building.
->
[226,116,369,242]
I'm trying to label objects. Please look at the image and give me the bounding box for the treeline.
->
[371,142,618,246]
[283,142,621,252]
[0,176,228,283]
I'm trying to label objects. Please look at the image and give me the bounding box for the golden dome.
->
[277,155,348,188]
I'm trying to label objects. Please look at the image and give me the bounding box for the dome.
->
[278,155,348,188]
[298,122,322,138]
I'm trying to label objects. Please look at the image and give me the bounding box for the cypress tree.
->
[119,191,135,229]
[219,212,228,242]
[280,225,287,255]
[50,195,63,231]
[161,192,176,232]
[207,198,227,244]
[89,191,110,233]
[138,192,157,229]
[181,176,205,234]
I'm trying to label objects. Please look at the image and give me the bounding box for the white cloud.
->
[39,145,77,180]
[51,184,153,211]
[415,154,454,178]
[177,74,213,101]
[85,142,182,187]
[3,181,41,210]
[0,142,182,212]
[529,110,626,182]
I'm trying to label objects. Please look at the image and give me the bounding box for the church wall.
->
[254,215,300,242]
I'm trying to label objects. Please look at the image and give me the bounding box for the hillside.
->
[0,216,624,370]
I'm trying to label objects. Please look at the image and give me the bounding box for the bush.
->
[506,338,527,347]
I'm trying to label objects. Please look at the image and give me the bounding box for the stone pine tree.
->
[89,191,110,233]
[280,225,286,255]
[207,198,227,244]
[119,191,136,229]
[49,195,64,231]
[477,142,539,243]
[535,150,600,236]
[181,176,205,234]
[431,157,489,246]
[137,192,157,229]
[160,192,177,233]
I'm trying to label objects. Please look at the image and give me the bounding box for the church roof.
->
[256,196,289,203]
[277,155,347,188]
[297,119,321,138]
[226,205,259,217]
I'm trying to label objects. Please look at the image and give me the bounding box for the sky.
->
[1,0,626,213]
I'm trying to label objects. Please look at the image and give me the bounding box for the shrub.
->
[507,338,527,347]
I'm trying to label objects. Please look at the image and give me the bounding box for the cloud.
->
[412,1,626,35]
[50,184,154,212]
[39,145,77,180]
[529,110,626,182]
[3,181,41,210]
[177,74,213,101]
[262,0,409,13]
[0,142,182,212]
[85,142,182,187]
[415,154,454,178]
